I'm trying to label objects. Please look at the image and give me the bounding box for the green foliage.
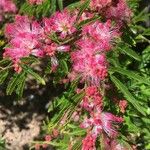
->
[110,75,146,116]
[19,0,51,18]
[0,137,5,150]
[0,0,150,149]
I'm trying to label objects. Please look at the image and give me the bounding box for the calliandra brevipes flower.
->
[70,20,120,85]
[27,0,45,5]
[0,0,17,22]
[43,10,77,38]
[80,111,124,138]
[4,15,44,72]
[119,100,128,113]
[71,50,108,85]
[80,20,120,51]
[105,0,132,23]
[80,86,103,112]
[43,43,70,71]
[5,15,43,39]
[82,133,96,150]
[89,0,112,11]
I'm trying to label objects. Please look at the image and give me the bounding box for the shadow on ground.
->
[0,81,64,150]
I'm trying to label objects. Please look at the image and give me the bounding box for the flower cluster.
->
[71,20,119,85]
[80,86,103,112]
[80,86,124,149]
[0,0,16,22]
[105,0,132,24]
[3,0,132,149]
[88,0,112,11]
[83,0,131,23]
[4,15,44,72]
[44,10,77,39]
[4,11,75,72]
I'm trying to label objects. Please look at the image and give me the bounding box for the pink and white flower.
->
[81,112,123,138]
[43,10,76,38]
[0,0,16,22]
[27,0,44,5]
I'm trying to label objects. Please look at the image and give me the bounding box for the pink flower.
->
[27,0,44,5]
[82,133,96,150]
[0,0,16,22]
[81,20,120,51]
[80,86,103,112]
[5,15,43,39]
[70,20,120,84]
[105,0,132,23]
[44,43,70,56]
[89,0,112,11]
[3,47,30,62]
[0,0,16,13]
[51,56,59,72]
[71,50,108,85]
[45,135,52,142]
[81,112,123,138]
[4,15,45,71]
[100,112,124,137]
[44,10,76,38]
[85,86,98,96]
[119,100,128,113]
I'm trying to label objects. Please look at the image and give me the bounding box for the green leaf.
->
[109,67,150,85]
[60,60,68,73]
[76,15,101,29]
[67,129,85,136]
[16,74,26,98]
[0,59,10,66]
[50,0,56,14]
[71,92,85,103]
[57,0,63,11]
[118,44,141,61]
[21,56,39,64]
[22,65,45,85]
[67,1,81,10]
[0,69,9,84]
[110,75,146,116]
[6,72,26,95]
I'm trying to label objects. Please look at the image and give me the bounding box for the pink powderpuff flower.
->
[81,112,123,138]
[80,86,103,112]
[5,15,44,39]
[100,112,124,137]
[43,10,77,38]
[4,15,45,72]
[3,47,30,63]
[85,86,98,96]
[0,0,17,22]
[5,33,44,60]
[45,135,52,142]
[119,100,128,113]
[51,56,59,72]
[27,0,44,5]
[81,20,120,51]
[89,0,112,11]
[0,0,16,13]
[105,0,132,23]
[44,43,70,56]
[71,50,108,85]
[82,133,96,150]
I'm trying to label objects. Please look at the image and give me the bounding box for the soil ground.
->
[0,82,62,150]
